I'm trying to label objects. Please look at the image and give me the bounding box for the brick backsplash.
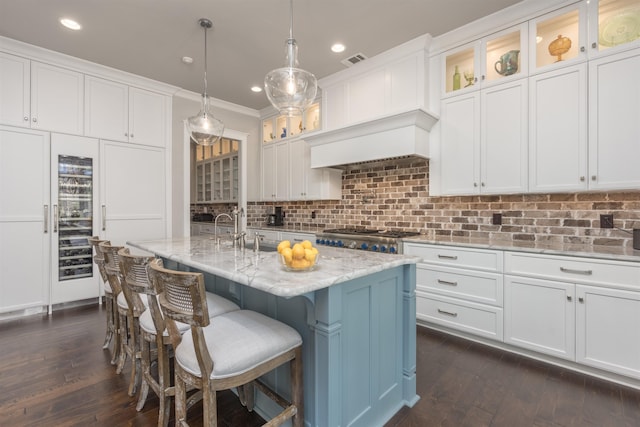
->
[195,158,640,248]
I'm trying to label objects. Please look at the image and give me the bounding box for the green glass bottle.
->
[453,65,461,91]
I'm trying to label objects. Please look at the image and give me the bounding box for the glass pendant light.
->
[188,18,225,146]
[264,0,317,117]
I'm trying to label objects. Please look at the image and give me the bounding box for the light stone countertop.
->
[402,234,640,263]
[128,236,420,298]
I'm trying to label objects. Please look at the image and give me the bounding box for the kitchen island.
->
[128,236,420,427]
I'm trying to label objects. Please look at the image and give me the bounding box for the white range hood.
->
[304,108,438,168]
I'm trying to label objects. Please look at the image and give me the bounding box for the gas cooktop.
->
[320,228,420,238]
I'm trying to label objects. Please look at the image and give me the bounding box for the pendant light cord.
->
[289,0,294,40]
[203,23,208,98]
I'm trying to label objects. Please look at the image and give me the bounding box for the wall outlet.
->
[600,214,614,229]
[492,213,502,225]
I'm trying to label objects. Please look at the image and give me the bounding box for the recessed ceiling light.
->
[251,86,263,93]
[331,43,345,53]
[182,56,194,64]
[60,18,81,31]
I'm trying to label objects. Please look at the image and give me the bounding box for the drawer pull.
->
[437,254,458,260]
[437,279,458,286]
[437,309,458,317]
[560,267,592,275]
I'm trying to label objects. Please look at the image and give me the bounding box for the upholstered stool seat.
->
[175,309,302,379]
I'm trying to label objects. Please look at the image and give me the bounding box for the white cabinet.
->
[0,126,50,313]
[504,251,640,379]
[576,285,640,379]
[85,76,167,147]
[529,63,587,192]
[504,275,575,360]
[0,54,83,135]
[440,78,527,195]
[262,141,289,201]
[289,139,342,200]
[0,52,30,128]
[100,141,166,246]
[262,102,320,143]
[404,243,504,342]
[588,48,640,190]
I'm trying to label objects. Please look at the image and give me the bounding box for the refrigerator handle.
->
[53,205,58,233]
[44,205,48,233]
[102,205,106,231]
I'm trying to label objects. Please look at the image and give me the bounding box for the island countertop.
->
[128,236,420,298]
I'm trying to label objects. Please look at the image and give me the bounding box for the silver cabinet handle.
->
[32,117,37,123]
[102,205,106,231]
[437,279,458,286]
[591,42,597,49]
[580,46,585,52]
[591,175,596,181]
[579,297,584,303]
[560,267,592,275]
[580,176,585,182]
[437,254,458,260]
[24,116,29,121]
[44,205,48,233]
[53,204,58,233]
[567,295,572,302]
[437,309,458,317]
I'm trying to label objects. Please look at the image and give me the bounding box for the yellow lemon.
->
[281,247,293,264]
[304,248,317,264]
[291,258,310,269]
[301,240,313,250]
[292,243,305,260]
[277,240,291,254]
[310,246,319,255]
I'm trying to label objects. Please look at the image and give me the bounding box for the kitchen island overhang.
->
[128,236,420,427]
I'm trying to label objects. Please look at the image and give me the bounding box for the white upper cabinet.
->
[0,52,30,127]
[588,48,640,190]
[529,63,587,193]
[442,23,527,97]
[588,0,640,58]
[85,75,167,147]
[30,61,84,135]
[289,139,342,201]
[529,2,588,74]
[0,54,83,135]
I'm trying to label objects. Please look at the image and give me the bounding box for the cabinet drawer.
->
[405,243,502,272]
[416,292,503,341]
[505,252,640,289]
[417,265,503,306]
[248,228,280,244]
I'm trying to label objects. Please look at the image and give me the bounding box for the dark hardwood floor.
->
[2,304,640,426]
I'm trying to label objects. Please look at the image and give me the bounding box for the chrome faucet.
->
[213,212,233,245]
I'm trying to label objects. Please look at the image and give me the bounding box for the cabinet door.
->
[588,49,640,190]
[576,285,640,379]
[529,64,587,192]
[101,141,166,246]
[195,162,205,202]
[84,76,128,142]
[440,92,480,195]
[128,87,166,147]
[588,0,640,58]
[0,127,50,313]
[262,144,276,200]
[481,79,528,194]
[289,139,307,200]
[275,141,289,200]
[30,61,84,134]
[504,276,575,360]
[0,52,30,128]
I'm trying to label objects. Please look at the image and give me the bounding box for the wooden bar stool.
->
[101,242,145,397]
[88,236,117,361]
[118,251,240,427]
[147,259,304,427]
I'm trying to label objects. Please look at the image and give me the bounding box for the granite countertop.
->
[402,234,640,263]
[128,236,419,298]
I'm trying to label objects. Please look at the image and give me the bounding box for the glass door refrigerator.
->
[50,134,100,307]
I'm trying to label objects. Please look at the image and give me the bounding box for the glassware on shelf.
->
[452,65,461,90]
[463,70,475,87]
[548,35,572,62]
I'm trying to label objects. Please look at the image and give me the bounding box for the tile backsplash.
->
[196,158,640,248]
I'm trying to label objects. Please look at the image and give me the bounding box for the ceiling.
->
[0,0,523,111]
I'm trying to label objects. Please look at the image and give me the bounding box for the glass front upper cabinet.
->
[443,23,527,96]
[591,0,640,55]
[530,3,587,72]
[261,101,321,143]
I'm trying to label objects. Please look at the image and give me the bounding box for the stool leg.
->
[102,293,114,349]
[110,303,121,365]
[116,311,128,374]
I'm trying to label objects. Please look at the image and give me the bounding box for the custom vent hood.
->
[304,108,438,168]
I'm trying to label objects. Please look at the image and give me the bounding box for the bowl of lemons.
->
[277,239,319,272]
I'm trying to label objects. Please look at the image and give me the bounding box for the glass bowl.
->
[279,251,319,272]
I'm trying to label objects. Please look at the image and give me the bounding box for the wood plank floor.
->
[2,304,640,426]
